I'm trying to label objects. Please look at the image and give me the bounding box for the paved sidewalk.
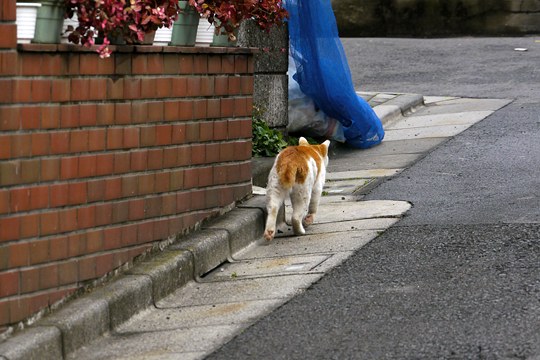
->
[0,93,511,360]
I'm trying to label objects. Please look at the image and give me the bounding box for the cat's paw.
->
[264,229,275,241]
[303,214,314,227]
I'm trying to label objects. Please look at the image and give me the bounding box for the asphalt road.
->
[208,38,540,359]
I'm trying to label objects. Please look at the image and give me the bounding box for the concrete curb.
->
[0,93,420,360]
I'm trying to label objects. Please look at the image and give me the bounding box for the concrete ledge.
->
[39,297,109,356]
[170,229,230,278]
[0,326,62,360]
[126,249,193,302]
[204,208,265,255]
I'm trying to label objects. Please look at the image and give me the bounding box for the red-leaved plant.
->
[65,0,180,58]
[189,0,287,41]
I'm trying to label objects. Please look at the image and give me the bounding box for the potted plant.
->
[169,0,200,46]
[188,0,287,46]
[65,0,180,57]
[31,0,65,43]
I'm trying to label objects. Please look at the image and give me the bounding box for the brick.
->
[154,172,170,193]
[191,144,206,165]
[30,185,49,210]
[178,100,193,120]
[79,155,97,177]
[193,54,208,74]
[103,227,122,250]
[40,211,59,236]
[95,153,114,176]
[144,197,161,218]
[39,264,59,289]
[97,103,115,125]
[213,120,228,140]
[123,127,140,148]
[31,132,51,156]
[213,164,228,185]
[50,183,69,207]
[9,188,30,212]
[153,218,170,240]
[60,157,79,180]
[29,239,50,265]
[97,57,114,75]
[70,130,89,153]
[184,168,198,189]
[155,124,172,145]
[240,76,254,95]
[88,128,107,152]
[191,189,205,210]
[161,193,176,215]
[41,158,60,182]
[11,133,32,157]
[0,161,20,186]
[163,147,178,168]
[0,271,19,297]
[95,253,115,277]
[193,99,207,119]
[147,54,164,74]
[0,189,8,214]
[71,78,90,101]
[41,105,61,129]
[147,101,164,122]
[199,121,214,142]
[228,76,241,94]
[104,177,122,200]
[0,24,17,50]
[178,55,194,74]
[155,77,172,98]
[198,166,213,187]
[185,123,199,143]
[186,77,201,97]
[169,169,184,191]
[219,142,235,161]
[0,106,20,130]
[21,159,40,183]
[123,78,141,99]
[78,256,96,281]
[131,102,149,124]
[222,55,235,73]
[50,131,70,154]
[96,204,112,226]
[85,230,103,253]
[112,201,130,224]
[137,221,154,244]
[79,55,100,75]
[171,124,186,144]
[89,78,108,100]
[87,179,105,202]
[77,206,96,229]
[147,149,164,170]
[49,236,68,261]
[234,97,249,117]
[234,55,248,73]
[207,98,221,118]
[130,150,148,171]
[79,104,98,126]
[132,55,147,73]
[68,181,88,205]
[220,98,234,117]
[120,224,138,247]
[113,152,131,174]
[12,79,32,103]
[138,173,155,195]
[208,55,222,73]
[51,79,71,103]
[176,146,191,166]
[121,174,138,198]
[0,79,13,103]
[9,242,29,267]
[115,102,132,125]
[163,55,179,74]
[164,101,179,121]
[171,77,188,97]
[20,268,39,293]
[60,104,80,128]
[0,135,10,159]
[20,106,40,130]
[115,54,132,74]
[58,260,78,285]
[140,126,156,147]
[129,199,145,220]
[107,127,124,149]
[107,77,124,100]
[59,208,78,233]
[0,51,17,76]
[9,296,30,323]
[68,233,85,257]
[20,213,39,238]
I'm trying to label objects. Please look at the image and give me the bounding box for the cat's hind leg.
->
[264,188,287,241]
[290,186,310,236]
[304,175,324,228]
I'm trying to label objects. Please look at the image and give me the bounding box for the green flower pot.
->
[170,1,199,46]
[32,0,65,43]
[211,20,238,47]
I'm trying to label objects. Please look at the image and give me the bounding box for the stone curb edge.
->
[0,197,267,360]
[0,94,423,360]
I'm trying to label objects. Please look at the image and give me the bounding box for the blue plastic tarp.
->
[285,0,384,149]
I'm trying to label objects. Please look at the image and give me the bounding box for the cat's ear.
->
[322,140,330,148]
[299,137,309,145]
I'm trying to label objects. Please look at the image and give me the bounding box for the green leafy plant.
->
[252,108,288,157]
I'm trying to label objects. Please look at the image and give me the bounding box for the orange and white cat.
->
[264,137,330,241]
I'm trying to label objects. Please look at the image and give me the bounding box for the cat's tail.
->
[277,162,307,189]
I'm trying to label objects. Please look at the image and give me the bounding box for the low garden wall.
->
[0,0,256,331]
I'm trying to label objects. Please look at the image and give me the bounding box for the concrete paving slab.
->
[423,96,460,104]
[326,169,401,180]
[67,324,244,360]
[324,178,371,195]
[118,299,283,332]
[235,230,379,259]
[384,124,473,141]
[414,98,511,115]
[386,111,494,130]
[331,153,423,170]
[333,137,448,157]
[373,104,402,124]
[205,254,330,280]
[315,200,412,223]
[308,217,400,233]
[157,274,323,308]
[318,194,360,204]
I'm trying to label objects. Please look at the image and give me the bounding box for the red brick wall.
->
[0,3,255,329]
